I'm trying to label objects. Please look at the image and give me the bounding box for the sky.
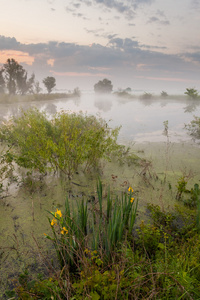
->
[0,0,200,93]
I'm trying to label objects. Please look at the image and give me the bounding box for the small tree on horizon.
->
[43,76,56,94]
[94,78,113,94]
[184,88,199,99]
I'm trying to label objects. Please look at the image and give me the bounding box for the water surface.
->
[1,94,200,144]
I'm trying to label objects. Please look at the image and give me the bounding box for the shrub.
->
[0,108,121,178]
[185,115,200,139]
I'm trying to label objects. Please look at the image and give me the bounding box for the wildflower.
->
[130,197,134,203]
[128,187,134,193]
[55,209,62,218]
[61,226,68,235]
[44,233,47,236]
[51,218,57,226]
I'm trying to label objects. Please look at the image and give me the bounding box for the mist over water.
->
[1,93,200,144]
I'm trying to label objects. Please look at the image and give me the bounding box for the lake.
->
[1,93,200,144]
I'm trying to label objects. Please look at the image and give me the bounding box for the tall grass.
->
[45,180,138,270]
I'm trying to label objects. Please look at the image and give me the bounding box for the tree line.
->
[0,58,113,95]
[0,58,56,95]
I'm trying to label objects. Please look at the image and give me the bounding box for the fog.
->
[1,93,200,145]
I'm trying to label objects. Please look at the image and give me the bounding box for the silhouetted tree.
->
[3,58,35,95]
[0,69,5,94]
[34,81,42,94]
[43,76,56,93]
[94,78,113,94]
[161,91,168,97]
[17,71,35,95]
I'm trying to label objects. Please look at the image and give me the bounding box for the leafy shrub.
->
[185,115,200,139]
[0,108,121,178]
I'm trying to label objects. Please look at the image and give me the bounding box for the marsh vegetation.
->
[0,92,200,299]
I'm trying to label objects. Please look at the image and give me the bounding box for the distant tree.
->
[3,58,35,95]
[0,69,5,93]
[140,92,152,100]
[161,91,168,97]
[43,76,56,94]
[125,87,131,92]
[184,88,199,99]
[34,80,42,94]
[73,87,81,97]
[17,72,35,95]
[94,78,113,94]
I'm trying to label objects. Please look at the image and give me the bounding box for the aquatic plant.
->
[44,180,138,270]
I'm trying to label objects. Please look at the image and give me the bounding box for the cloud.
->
[108,37,139,49]
[0,50,34,65]
[136,75,196,83]
[147,16,170,25]
[84,28,105,38]
[191,0,200,10]
[0,35,20,50]
[50,71,109,77]
[0,35,199,91]
[73,3,81,8]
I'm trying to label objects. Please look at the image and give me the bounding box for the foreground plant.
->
[7,179,200,299]
[44,181,138,270]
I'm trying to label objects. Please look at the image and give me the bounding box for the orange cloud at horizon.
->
[136,75,197,83]
[47,59,55,67]
[50,71,109,77]
[0,50,34,65]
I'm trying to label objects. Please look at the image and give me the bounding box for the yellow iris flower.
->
[128,187,134,193]
[61,227,68,235]
[51,218,57,226]
[55,209,62,218]
[130,197,134,203]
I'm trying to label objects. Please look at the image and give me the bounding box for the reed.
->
[45,180,138,269]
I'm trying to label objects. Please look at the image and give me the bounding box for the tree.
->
[184,88,199,99]
[43,76,56,94]
[17,72,35,95]
[161,91,168,97]
[3,58,35,95]
[34,81,42,94]
[94,78,113,94]
[0,69,5,94]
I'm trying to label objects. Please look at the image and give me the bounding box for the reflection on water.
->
[1,94,200,143]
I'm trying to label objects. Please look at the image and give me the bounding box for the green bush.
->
[185,115,200,139]
[0,108,121,178]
